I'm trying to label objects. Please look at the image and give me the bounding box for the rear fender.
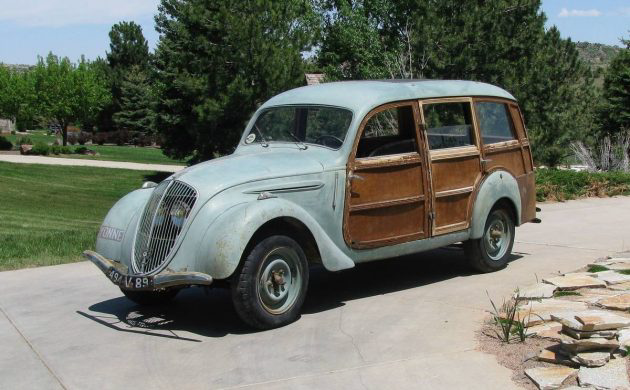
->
[470,170,521,239]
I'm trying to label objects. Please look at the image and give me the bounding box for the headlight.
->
[169,200,191,228]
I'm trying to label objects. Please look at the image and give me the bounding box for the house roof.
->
[261,80,517,113]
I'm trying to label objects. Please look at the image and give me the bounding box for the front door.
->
[419,98,483,235]
[344,102,430,248]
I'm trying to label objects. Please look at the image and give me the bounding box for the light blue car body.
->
[95,80,523,280]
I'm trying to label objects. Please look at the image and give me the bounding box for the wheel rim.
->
[257,247,302,315]
[484,211,511,261]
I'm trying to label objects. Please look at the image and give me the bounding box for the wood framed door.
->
[344,102,430,249]
[419,98,483,235]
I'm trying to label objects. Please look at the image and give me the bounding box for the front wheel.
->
[464,208,515,273]
[231,235,309,329]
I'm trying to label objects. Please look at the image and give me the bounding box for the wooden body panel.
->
[343,96,536,249]
[344,102,430,249]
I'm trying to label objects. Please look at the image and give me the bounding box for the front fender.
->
[196,198,355,279]
[470,170,522,239]
[95,188,152,265]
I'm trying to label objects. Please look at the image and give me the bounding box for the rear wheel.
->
[464,207,515,273]
[120,288,179,305]
[231,235,309,329]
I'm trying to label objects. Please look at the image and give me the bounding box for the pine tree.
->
[153,0,318,162]
[600,36,630,134]
[112,66,155,135]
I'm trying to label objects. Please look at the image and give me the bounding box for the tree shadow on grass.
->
[143,171,173,183]
[81,247,523,339]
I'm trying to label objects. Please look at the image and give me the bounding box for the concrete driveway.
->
[1,196,629,390]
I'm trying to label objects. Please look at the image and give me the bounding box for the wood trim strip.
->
[349,195,425,212]
[351,231,424,247]
[435,186,474,198]
[355,153,422,169]
[434,221,469,234]
[483,141,521,153]
[430,146,480,161]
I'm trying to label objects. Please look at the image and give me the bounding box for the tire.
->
[231,235,309,330]
[120,288,179,305]
[464,207,515,273]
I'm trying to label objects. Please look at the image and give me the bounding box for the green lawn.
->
[57,145,186,165]
[4,131,186,165]
[0,162,164,271]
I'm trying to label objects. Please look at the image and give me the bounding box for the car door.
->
[419,98,483,235]
[344,102,430,248]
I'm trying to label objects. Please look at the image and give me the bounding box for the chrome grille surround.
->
[132,180,198,275]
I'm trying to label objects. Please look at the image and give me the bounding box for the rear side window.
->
[475,102,516,145]
[423,102,474,150]
[357,105,418,158]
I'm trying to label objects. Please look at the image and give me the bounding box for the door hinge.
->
[428,211,435,221]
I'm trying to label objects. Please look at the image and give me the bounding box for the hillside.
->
[576,42,622,84]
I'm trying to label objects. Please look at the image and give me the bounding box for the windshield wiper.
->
[285,131,308,150]
[253,124,269,147]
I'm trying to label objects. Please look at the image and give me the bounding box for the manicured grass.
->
[536,168,630,202]
[56,145,186,165]
[5,131,185,165]
[0,162,164,271]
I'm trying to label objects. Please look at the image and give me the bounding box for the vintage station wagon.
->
[85,80,538,329]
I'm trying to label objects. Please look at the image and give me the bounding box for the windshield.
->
[245,106,353,149]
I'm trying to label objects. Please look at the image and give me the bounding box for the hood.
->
[169,149,325,198]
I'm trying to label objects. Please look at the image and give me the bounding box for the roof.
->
[305,73,325,85]
[261,80,516,113]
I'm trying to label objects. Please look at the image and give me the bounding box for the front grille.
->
[132,180,197,274]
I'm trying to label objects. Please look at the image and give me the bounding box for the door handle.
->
[348,173,364,181]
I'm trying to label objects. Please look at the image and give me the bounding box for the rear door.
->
[344,102,430,248]
[419,98,483,235]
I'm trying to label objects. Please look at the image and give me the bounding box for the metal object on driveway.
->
[86,80,537,328]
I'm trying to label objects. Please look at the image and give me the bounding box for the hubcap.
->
[484,212,511,261]
[257,247,302,314]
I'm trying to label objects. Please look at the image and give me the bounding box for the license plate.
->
[108,269,153,289]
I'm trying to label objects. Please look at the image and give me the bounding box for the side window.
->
[423,102,474,150]
[475,102,516,145]
[357,105,418,158]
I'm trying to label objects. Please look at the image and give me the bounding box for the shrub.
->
[0,136,12,151]
[93,132,106,145]
[30,142,50,156]
[536,168,630,201]
[75,146,88,154]
[67,134,78,145]
[77,132,91,145]
[16,136,33,146]
[10,130,16,135]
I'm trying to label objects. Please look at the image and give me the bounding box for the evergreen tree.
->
[154,0,318,162]
[112,65,156,134]
[103,21,151,132]
[600,36,630,134]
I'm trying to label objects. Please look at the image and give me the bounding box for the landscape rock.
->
[19,144,32,155]
[597,294,630,311]
[617,329,630,348]
[578,357,630,389]
[560,337,619,354]
[528,321,563,336]
[595,270,630,286]
[604,262,630,271]
[570,351,611,367]
[562,326,617,340]
[510,299,588,326]
[543,274,607,290]
[608,281,630,291]
[525,366,577,390]
[538,346,577,366]
[575,310,630,331]
[517,283,557,300]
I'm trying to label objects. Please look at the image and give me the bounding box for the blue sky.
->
[0,0,628,65]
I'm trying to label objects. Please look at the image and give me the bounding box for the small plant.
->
[30,142,50,156]
[10,130,16,135]
[0,136,12,151]
[618,270,630,275]
[554,291,581,297]
[487,290,533,343]
[588,265,610,272]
